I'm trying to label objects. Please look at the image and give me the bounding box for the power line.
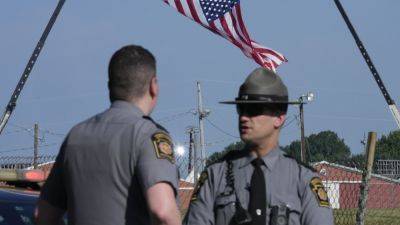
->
[38,128,65,137]
[8,123,33,133]
[155,110,195,123]
[281,115,301,137]
[8,123,38,140]
[2,128,28,135]
[0,143,60,154]
[21,91,105,104]
[282,115,297,129]
[205,138,237,147]
[9,123,65,138]
[308,114,393,122]
[198,79,238,85]
[180,138,235,147]
[205,118,240,139]
[7,124,61,143]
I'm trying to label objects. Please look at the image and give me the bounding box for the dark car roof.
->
[0,187,38,204]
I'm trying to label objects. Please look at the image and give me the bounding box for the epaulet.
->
[142,116,169,133]
[283,154,317,172]
[205,149,246,168]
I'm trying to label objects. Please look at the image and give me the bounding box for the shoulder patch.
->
[310,177,330,207]
[191,170,208,202]
[152,132,174,163]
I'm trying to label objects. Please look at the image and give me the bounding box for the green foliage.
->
[342,153,366,169]
[281,140,301,160]
[283,130,351,164]
[206,141,244,166]
[375,130,400,160]
[208,130,400,170]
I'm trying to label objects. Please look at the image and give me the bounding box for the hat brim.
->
[219,100,301,105]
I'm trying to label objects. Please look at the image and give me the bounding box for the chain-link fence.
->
[314,161,400,225]
[2,154,399,224]
[0,155,56,170]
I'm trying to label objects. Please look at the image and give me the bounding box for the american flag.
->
[163,0,287,71]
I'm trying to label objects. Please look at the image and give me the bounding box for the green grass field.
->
[334,208,400,225]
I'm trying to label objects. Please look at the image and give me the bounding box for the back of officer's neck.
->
[130,96,154,116]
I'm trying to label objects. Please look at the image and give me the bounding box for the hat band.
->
[236,94,288,102]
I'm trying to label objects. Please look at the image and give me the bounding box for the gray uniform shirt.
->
[40,101,179,225]
[184,147,334,225]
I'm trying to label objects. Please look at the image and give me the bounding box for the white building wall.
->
[324,181,340,209]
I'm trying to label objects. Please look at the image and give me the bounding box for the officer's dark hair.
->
[108,45,156,102]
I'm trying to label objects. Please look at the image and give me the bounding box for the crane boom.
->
[333,0,400,129]
[0,0,66,135]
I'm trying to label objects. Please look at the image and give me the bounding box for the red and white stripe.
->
[163,0,287,71]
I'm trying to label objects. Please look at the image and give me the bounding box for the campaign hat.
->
[220,68,299,104]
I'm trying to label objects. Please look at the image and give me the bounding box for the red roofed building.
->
[313,161,400,209]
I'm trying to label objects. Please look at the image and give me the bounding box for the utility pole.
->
[193,130,199,183]
[33,123,39,169]
[298,92,314,164]
[299,102,306,163]
[356,132,377,225]
[188,129,194,173]
[186,126,199,183]
[196,82,210,172]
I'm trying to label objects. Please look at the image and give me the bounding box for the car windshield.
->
[0,203,35,225]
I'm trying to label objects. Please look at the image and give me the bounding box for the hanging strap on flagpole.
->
[389,105,400,129]
[333,0,400,129]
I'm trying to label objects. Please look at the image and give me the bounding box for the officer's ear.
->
[149,76,159,99]
[273,114,286,129]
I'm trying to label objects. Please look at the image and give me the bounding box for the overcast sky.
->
[0,0,399,158]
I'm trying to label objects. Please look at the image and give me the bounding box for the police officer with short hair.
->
[184,68,334,225]
[36,45,182,225]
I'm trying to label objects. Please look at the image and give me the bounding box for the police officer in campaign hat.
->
[184,68,334,225]
[36,45,181,225]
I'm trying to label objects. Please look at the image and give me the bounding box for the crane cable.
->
[333,0,400,128]
[0,0,66,135]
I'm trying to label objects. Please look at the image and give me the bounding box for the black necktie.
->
[248,158,266,225]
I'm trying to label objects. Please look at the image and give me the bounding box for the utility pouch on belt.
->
[270,205,290,225]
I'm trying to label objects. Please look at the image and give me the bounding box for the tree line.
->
[207,130,400,169]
